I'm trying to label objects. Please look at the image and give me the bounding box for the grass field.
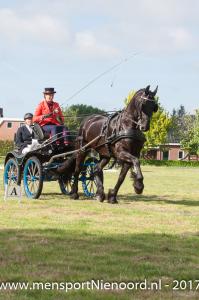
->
[0,166,199,299]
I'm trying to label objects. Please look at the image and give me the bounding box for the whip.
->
[59,51,141,108]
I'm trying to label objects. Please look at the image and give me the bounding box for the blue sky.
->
[0,0,198,117]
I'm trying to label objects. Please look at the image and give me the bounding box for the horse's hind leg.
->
[108,162,130,204]
[95,157,110,202]
[71,151,86,200]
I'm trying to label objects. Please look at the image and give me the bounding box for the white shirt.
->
[25,124,33,135]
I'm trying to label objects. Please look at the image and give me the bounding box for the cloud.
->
[168,28,195,50]
[0,1,198,56]
[0,8,70,45]
[75,31,119,58]
[0,7,119,59]
[68,0,199,54]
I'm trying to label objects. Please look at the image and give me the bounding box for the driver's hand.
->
[42,113,52,120]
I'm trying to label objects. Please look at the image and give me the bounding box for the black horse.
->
[58,85,158,203]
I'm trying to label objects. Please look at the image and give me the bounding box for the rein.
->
[98,92,151,145]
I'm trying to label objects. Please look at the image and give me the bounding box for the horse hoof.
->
[134,185,144,194]
[133,182,144,194]
[134,188,143,194]
[107,191,117,204]
[108,198,118,204]
[96,193,106,202]
[70,193,79,200]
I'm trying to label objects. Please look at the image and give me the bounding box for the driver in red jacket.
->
[33,88,68,144]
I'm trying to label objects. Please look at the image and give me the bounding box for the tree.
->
[63,104,105,131]
[181,110,199,156]
[124,90,136,106]
[169,105,194,143]
[144,102,172,153]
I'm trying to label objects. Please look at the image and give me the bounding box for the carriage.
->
[4,85,158,203]
[3,123,98,199]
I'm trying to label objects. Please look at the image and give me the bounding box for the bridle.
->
[122,92,155,130]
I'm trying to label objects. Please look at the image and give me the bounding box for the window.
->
[7,122,12,128]
[178,151,184,160]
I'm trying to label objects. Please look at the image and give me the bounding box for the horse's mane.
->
[126,88,145,110]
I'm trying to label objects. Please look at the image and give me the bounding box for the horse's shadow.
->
[118,193,199,207]
[40,192,199,207]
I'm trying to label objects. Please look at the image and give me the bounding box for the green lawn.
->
[0,166,199,299]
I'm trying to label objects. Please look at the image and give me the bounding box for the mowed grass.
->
[0,166,199,299]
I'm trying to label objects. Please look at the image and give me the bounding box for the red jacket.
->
[33,100,64,126]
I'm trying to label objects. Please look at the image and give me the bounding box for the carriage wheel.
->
[80,157,98,197]
[58,175,74,195]
[23,156,43,199]
[4,158,19,189]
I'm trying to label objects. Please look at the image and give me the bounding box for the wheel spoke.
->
[29,181,33,192]
[34,180,39,190]
[32,182,36,194]
[28,166,32,177]
[86,180,91,187]
[33,163,37,176]
[30,163,33,176]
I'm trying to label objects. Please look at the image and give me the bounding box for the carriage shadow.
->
[40,192,95,201]
[118,194,199,207]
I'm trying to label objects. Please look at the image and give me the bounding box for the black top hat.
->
[43,88,56,94]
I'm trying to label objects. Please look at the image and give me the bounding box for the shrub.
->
[140,159,199,167]
[0,140,14,156]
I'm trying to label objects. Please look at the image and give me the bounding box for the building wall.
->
[157,150,161,160]
[169,146,181,160]
[0,121,23,141]
[153,145,185,161]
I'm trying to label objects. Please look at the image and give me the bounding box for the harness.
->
[95,110,146,156]
[107,128,146,144]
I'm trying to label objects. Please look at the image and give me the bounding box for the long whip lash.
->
[60,52,141,107]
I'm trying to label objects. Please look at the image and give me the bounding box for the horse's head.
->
[129,85,158,131]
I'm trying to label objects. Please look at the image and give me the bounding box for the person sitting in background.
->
[33,88,68,145]
[15,113,40,154]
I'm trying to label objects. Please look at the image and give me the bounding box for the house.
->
[146,143,199,161]
[0,109,23,141]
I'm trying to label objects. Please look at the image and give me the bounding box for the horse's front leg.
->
[108,162,130,204]
[115,148,144,194]
[94,157,110,202]
[131,162,144,194]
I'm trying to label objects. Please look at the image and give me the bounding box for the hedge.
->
[0,140,14,156]
[0,140,199,168]
[140,159,199,167]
